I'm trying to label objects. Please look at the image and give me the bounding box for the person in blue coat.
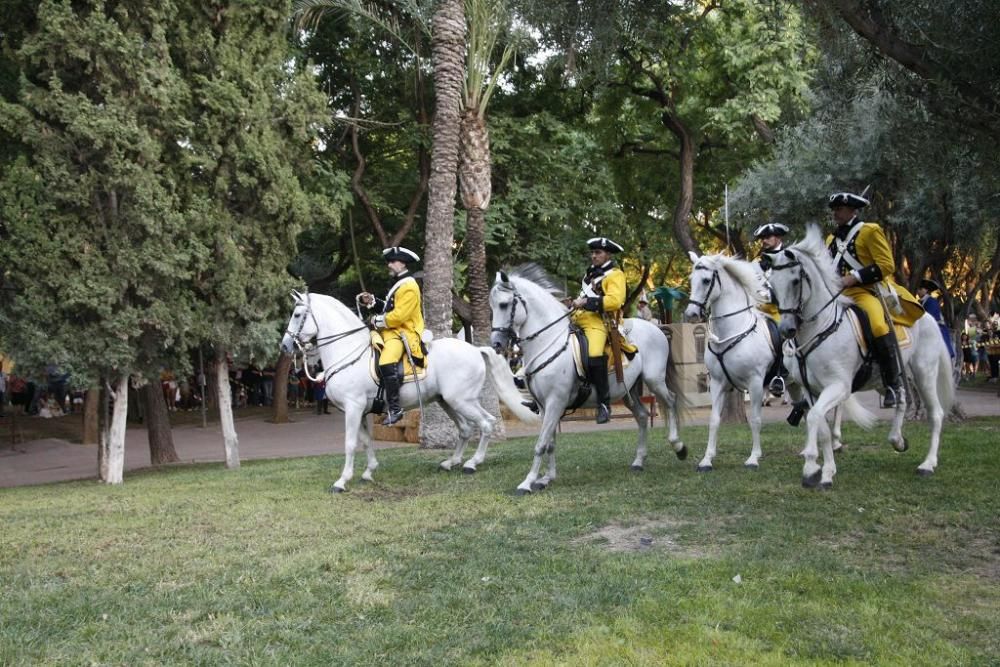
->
[917,279,955,358]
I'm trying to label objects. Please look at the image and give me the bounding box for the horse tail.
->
[842,395,877,430]
[478,347,541,424]
[665,350,690,422]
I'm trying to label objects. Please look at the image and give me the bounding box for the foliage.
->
[1,420,998,663]
[0,0,203,383]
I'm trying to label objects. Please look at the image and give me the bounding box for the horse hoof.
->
[802,470,821,488]
[744,463,759,471]
[630,464,644,472]
[328,485,346,494]
[438,463,451,472]
[530,480,548,492]
[515,487,531,496]
[893,437,909,453]
[696,465,713,473]
[916,468,934,477]
[462,466,476,475]
[819,481,833,490]
[675,445,688,461]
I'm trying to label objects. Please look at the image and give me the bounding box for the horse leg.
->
[646,376,686,459]
[697,379,727,472]
[331,403,365,493]
[745,381,764,470]
[887,383,909,453]
[450,398,497,473]
[517,409,560,495]
[817,414,837,489]
[437,401,476,472]
[831,404,844,453]
[360,417,379,482]
[911,366,944,475]
[627,383,649,471]
[802,385,848,488]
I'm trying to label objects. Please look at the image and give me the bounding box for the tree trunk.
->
[82,387,99,445]
[464,207,506,440]
[98,375,129,484]
[420,0,466,449]
[271,352,292,424]
[141,383,179,464]
[720,389,746,424]
[214,350,240,469]
[661,111,699,255]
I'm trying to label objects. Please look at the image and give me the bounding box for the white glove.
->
[373,314,386,329]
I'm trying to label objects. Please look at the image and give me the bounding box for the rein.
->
[287,296,371,382]
[492,284,577,388]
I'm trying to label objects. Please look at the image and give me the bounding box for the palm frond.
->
[292,0,430,55]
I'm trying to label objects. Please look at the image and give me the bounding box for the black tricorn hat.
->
[753,222,790,240]
[382,246,420,263]
[920,279,942,292]
[587,237,624,253]
[828,192,869,209]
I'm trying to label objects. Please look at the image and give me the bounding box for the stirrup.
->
[596,403,610,424]
[767,376,786,397]
[521,400,539,414]
[384,409,404,426]
[882,386,899,409]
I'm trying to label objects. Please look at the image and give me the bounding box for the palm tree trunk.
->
[420,0,466,449]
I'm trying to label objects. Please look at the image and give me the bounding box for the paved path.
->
[1,389,996,489]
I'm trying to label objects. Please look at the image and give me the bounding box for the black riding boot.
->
[588,357,611,424]
[379,364,404,425]
[873,333,902,408]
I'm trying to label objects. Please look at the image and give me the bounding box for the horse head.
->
[766,225,846,340]
[280,290,319,355]
[489,270,526,352]
[684,251,721,322]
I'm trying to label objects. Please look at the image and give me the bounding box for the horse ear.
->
[498,270,510,285]
[291,289,302,302]
[784,249,794,260]
[687,251,700,263]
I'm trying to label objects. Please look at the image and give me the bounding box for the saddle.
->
[368,330,428,384]
[843,305,911,392]
[559,325,637,412]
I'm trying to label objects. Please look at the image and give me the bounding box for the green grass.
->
[2,420,998,665]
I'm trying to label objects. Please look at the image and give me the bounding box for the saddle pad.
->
[368,331,428,383]
[570,335,632,377]
[846,310,912,354]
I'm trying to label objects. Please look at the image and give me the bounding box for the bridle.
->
[285,295,370,382]
[688,264,755,323]
[768,253,844,328]
[491,284,574,383]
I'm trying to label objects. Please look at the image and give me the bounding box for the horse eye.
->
[498,302,509,310]
[701,278,710,285]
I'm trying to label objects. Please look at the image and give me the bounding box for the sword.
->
[874,288,911,408]
[400,334,425,418]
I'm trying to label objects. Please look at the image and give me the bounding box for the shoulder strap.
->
[832,223,865,270]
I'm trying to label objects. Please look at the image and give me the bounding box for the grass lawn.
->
[1,419,998,665]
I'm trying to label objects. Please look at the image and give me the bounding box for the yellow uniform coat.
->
[572,263,626,357]
[826,219,922,337]
[377,275,425,365]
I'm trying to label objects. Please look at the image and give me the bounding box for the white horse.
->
[490,265,687,495]
[767,226,955,487]
[279,291,537,492]
[683,252,797,471]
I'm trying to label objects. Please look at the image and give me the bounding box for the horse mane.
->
[698,253,767,304]
[302,292,364,326]
[508,263,566,298]
[788,225,851,304]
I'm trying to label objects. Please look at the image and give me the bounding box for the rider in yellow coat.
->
[752,221,790,397]
[826,192,923,407]
[571,237,626,424]
[359,246,425,425]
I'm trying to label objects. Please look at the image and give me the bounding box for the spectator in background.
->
[313,376,330,415]
[960,332,976,380]
[287,367,301,408]
[636,298,654,321]
[262,365,276,406]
